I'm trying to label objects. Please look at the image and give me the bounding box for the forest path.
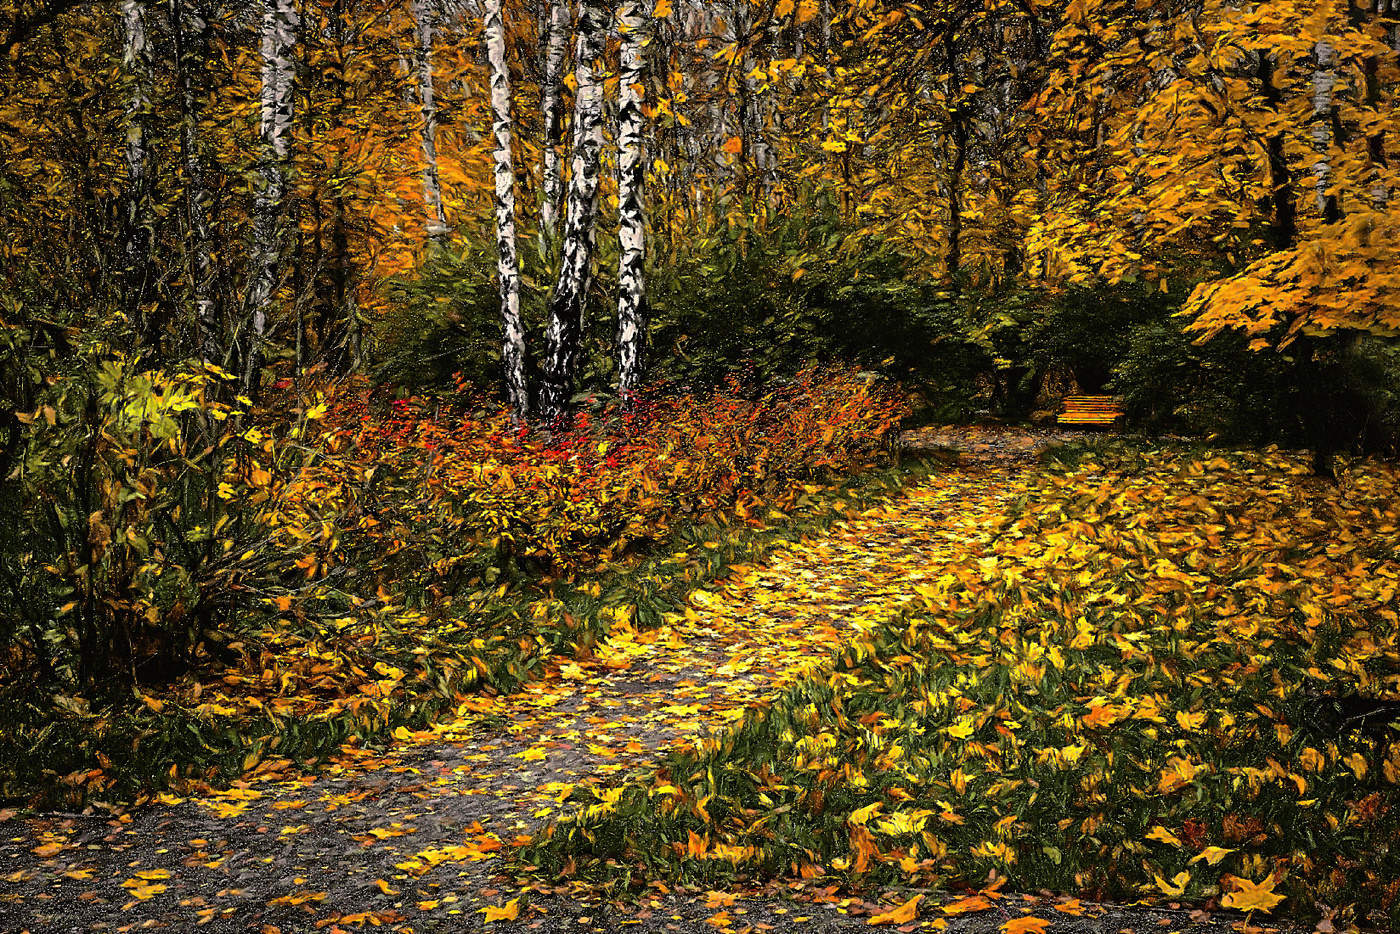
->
[2,429,1245,933]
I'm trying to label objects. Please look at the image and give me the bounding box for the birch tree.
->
[169,0,219,364]
[539,0,571,246]
[538,0,610,422]
[1312,37,1339,221]
[411,0,450,242]
[615,0,648,397]
[244,0,299,396]
[484,0,529,421]
[119,0,151,331]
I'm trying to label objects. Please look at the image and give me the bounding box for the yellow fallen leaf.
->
[376,879,399,895]
[482,898,520,922]
[32,842,64,858]
[1189,846,1235,866]
[418,899,440,910]
[1146,825,1182,847]
[1221,876,1285,912]
[869,893,922,925]
[1154,870,1189,896]
[1052,899,1082,915]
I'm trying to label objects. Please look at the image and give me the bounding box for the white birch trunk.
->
[1312,39,1337,219]
[539,0,571,244]
[412,0,450,241]
[120,0,150,278]
[539,0,610,422]
[616,0,648,397]
[245,0,299,395]
[484,0,529,421]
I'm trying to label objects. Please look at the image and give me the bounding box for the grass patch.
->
[522,446,1400,928]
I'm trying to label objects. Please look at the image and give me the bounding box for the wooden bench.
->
[1057,395,1124,427]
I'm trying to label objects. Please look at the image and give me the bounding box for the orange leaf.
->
[850,824,880,874]
[869,894,922,925]
[722,136,744,155]
[1002,918,1052,934]
[942,895,993,915]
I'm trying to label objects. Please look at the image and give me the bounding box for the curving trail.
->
[0,430,1248,933]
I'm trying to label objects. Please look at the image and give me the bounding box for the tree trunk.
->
[412,0,450,242]
[539,0,571,247]
[616,0,648,398]
[245,0,299,397]
[1255,51,1296,249]
[1311,39,1340,221]
[943,26,966,281]
[119,0,152,340]
[169,0,220,365]
[538,0,610,423]
[485,0,529,421]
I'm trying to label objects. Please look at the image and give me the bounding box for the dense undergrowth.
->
[522,442,1400,927]
[0,365,911,808]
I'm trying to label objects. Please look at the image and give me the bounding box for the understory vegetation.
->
[0,365,909,806]
[523,443,1400,927]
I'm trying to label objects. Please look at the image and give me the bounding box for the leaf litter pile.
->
[3,436,1398,932]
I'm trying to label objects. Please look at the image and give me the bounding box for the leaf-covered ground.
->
[3,429,1376,933]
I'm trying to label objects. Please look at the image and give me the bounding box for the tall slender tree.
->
[245,0,299,396]
[538,0,610,422]
[119,0,152,338]
[539,0,571,246]
[412,0,450,242]
[1312,37,1340,221]
[484,0,529,421]
[169,0,220,365]
[615,0,648,397]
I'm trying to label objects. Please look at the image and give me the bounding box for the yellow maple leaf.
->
[774,0,795,15]
[482,897,520,922]
[1002,918,1051,934]
[1189,846,1235,866]
[868,893,922,925]
[1153,870,1189,896]
[1221,876,1285,912]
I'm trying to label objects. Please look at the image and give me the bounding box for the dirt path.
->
[0,430,1281,933]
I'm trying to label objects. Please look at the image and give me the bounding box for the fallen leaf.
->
[1002,918,1052,934]
[482,898,521,922]
[869,893,922,925]
[943,895,994,915]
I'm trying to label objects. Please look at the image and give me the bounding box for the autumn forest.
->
[2,0,1400,930]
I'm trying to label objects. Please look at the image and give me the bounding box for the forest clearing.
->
[3,0,1400,931]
